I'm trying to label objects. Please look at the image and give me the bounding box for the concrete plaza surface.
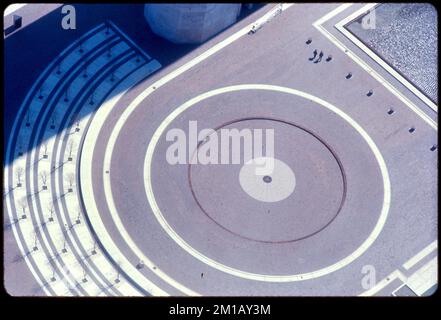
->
[3,3,438,296]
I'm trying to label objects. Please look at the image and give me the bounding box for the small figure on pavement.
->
[309,49,318,61]
[314,51,323,63]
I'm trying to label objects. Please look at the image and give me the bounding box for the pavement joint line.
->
[403,240,437,271]
[334,3,438,112]
[313,4,438,130]
[141,84,390,282]
[4,24,108,296]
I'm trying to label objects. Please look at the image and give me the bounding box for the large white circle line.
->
[143,84,391,282]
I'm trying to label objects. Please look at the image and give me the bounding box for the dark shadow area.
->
[3,3,265,167]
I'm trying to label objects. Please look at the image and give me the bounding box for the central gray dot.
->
[263,175,272,183]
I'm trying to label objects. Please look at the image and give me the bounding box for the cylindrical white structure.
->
[144,4,242,44]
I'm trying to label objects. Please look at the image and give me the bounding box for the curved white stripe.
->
[80,63,169,296]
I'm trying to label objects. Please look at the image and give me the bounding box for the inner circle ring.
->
[143,84,391,282]
[187,117,347,244]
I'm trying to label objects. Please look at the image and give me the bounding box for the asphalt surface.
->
[86,3,437,295]
[3,3,438,296]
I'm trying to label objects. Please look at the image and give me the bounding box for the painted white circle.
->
[239,157,296,202]
[143,84,391,283]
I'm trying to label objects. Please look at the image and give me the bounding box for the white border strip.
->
[313,3,353,26]
[4,4,27,16]
[403,240,437,270]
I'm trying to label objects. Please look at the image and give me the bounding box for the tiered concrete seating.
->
[5,22,161,296]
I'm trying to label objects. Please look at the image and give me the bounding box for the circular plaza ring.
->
[187,117,347,244]
[143,84,391,282]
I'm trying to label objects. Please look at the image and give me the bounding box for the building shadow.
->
[3,3,265,167]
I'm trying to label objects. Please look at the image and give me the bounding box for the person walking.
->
[309,49,318,61]
[314,51,323,63]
